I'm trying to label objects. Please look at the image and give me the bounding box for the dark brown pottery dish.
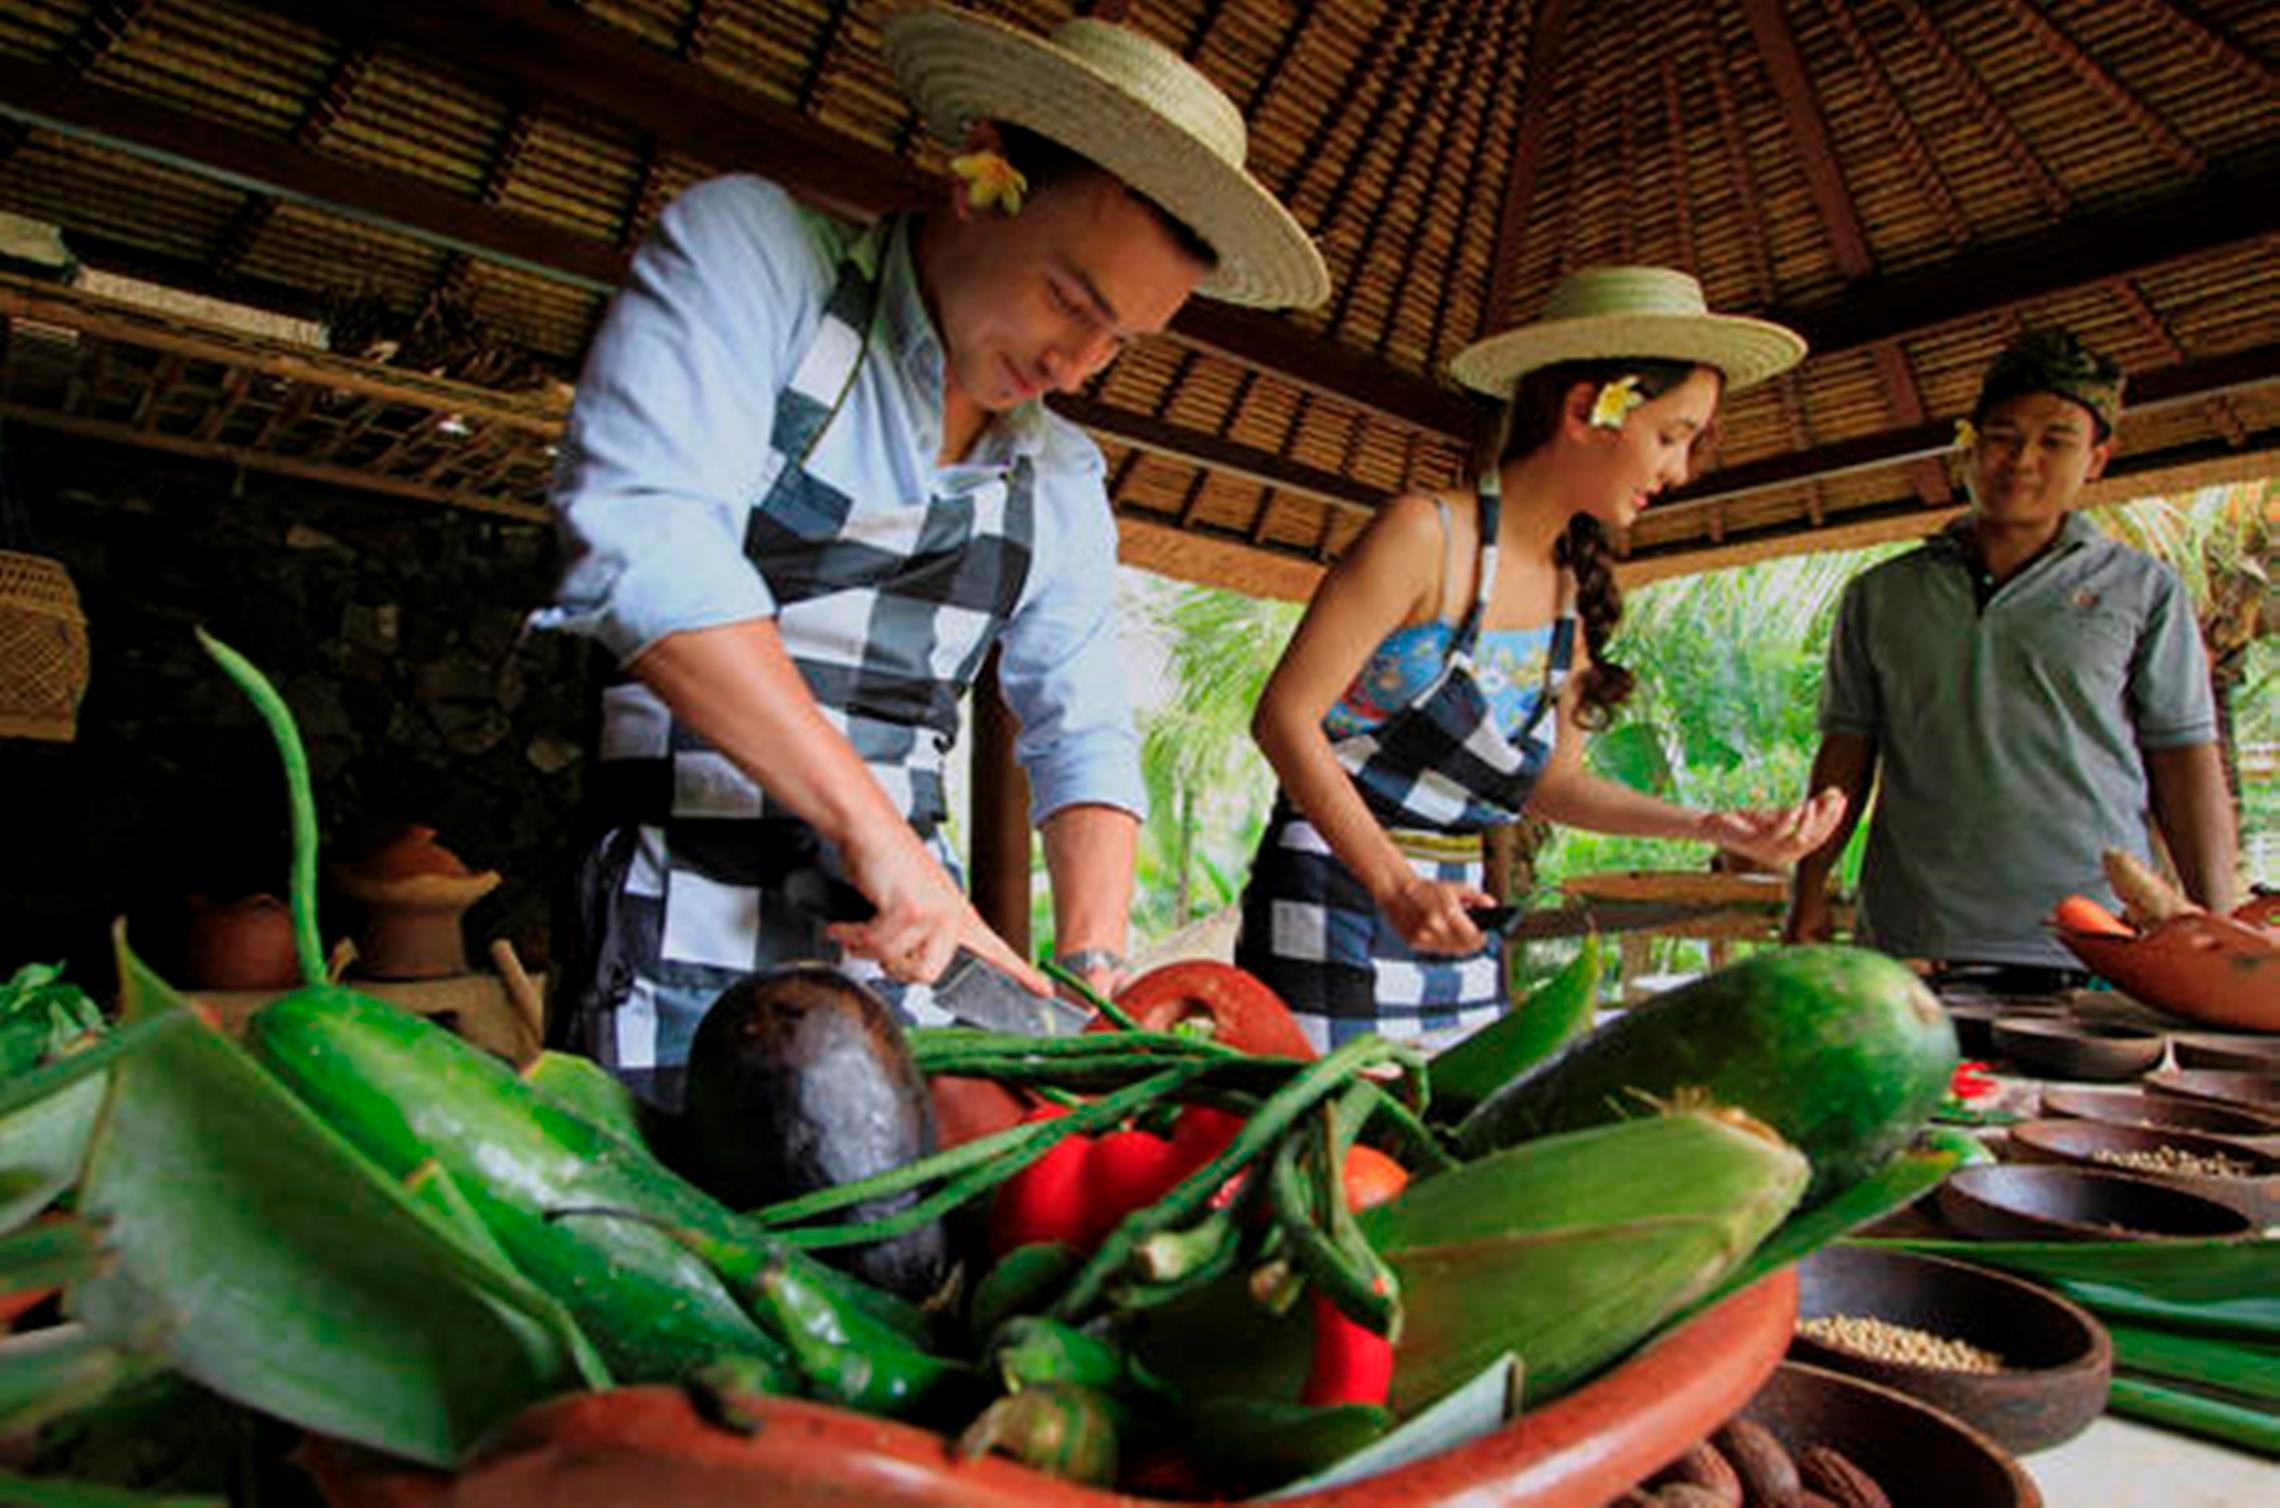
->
[1789,1245,2111,1454]
[2006,1118,2280,1225]
[1944,997,2061,1057]
[1988,1016,2165,1082]
[2146,1068,2280,1116]
[1738,1360,2041,1508]
[2040,1087,2280,1150]
[2171,1034,2280,1074]
[1937,1163,2258,1243]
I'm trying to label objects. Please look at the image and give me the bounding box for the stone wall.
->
[0,426,600,993]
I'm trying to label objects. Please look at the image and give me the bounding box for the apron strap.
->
[1450,471,1503,661]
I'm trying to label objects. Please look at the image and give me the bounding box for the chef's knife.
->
[780,869,1094,1037]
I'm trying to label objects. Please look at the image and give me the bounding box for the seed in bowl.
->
[2091,1145,2254,1179]
[1796,1314,2004,1373]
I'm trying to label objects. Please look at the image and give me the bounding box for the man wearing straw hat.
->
[533,6,1326,1105]
[1784,328,2238,989]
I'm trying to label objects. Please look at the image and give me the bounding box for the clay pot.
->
[182,893,303,991]
[332,827,501,980]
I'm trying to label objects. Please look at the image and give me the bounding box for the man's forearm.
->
[1790,733,1877,899]
[1041,803,1139,957]
[629,619,915,858]
[2146,742,2241,912]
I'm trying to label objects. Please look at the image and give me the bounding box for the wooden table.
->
[1539,871,1855,996]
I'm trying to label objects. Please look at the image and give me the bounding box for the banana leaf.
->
[68,930,595,1466]
[0,1017,178,1235]
[2107,1323,2280,1408]
[1261,1354,1519,1499]
[0,1472,220,1508]
[1,1215,107,1297]
[1850,1235,2280,1342]
[1429,934,1603,1121]
[2107,1374,2280,1458]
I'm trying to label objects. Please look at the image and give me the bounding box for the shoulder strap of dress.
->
[1453,472,1502,655]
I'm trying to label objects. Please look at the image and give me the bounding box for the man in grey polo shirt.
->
[1784,329,2239,988]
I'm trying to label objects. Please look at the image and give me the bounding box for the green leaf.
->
[1,1215,107,1296]
[1587,722,1673,795]
[1850,1236,2280,1343]
[0,1324,161,1442]
[69,930,589,1466]
[2107,1324,2280,1408]
[0,1470,222,1508]
[2107,1374,2280,1458]
[0,1075,106,1234]
[1700,1134,1967,1310]
[1429,933,1603,1121]
[1261,1353,1518,1499]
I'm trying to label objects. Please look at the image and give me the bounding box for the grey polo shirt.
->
[1821,513,2216,968]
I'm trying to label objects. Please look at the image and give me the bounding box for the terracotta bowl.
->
[1788,1246,2110,1455]
[303,1272,1798,1508]
[2039,1087,2280,1149]
[1988,1017,2164,1082]
[1937,1163,2258,1243]
[1738,1360,2041,1507]
[2171,1034,2280,1074]
[2007,1117,2280,1224]
[2145,1068,2280,1116]
[2053,913,2280,1032]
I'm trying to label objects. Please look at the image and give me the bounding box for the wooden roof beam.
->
[1485,0,1578,334]
[1051,393,1379,519]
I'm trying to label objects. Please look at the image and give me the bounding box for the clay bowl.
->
[2053,914,2280,1032]
[1988,1016,2165,1082]
[1937,1163,2258,1243]
[2171,1034,2280,1074]
[304,1272,1799,1508]
[2007,1117,2280,1225]
[1944,996,2062,1057]
[1789,1245,2111,1454]
[2040,1087,2280,1150]
[1738,1360,2040,1507]
[2145,1068,2280,1117]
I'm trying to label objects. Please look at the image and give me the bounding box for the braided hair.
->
[1495,356,1703,730]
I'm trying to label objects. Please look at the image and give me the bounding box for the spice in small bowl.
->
[2091,1144,2254,1179]
[1796,1314,2004,1375]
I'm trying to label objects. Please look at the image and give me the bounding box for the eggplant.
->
[682,963,947,1300]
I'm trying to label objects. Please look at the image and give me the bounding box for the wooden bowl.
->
[1789,1246,2111,1454]
[2171,1034,2280,1074]
[2145,1068,2280,1116]
[1937,1163,2259,1243]
[2040,1087,2280,1149]
[303,1273,1799,1508]
[1944,997,2060,1057]
[1739,1360,2041,1507]
[2054,914,2280,1032]
[2007,1117,2280,1224]
[1988,1016,2164,1082]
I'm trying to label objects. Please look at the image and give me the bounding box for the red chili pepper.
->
[1950,1060,2000,1101]
[1300,1145,1410,1409]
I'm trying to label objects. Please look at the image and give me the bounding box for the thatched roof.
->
[0,0,2273,596]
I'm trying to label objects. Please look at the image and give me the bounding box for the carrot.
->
[2052,894,2133,936]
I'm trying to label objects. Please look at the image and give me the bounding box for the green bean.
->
[196,629,324,988]
[1049,1033,1424,1323]
[750,1064,1206,1235]
[1040,958,1143,1033]
[1268,1110,1394,1335]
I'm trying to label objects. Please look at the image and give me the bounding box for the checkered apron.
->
[1236,476,1572,1051]
[553,222,1036,1107]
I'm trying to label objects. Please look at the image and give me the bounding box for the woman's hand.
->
[1699,787,1849,873]
[1379,874,1500,955]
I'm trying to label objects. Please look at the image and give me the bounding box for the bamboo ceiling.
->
[0,0,2274,597]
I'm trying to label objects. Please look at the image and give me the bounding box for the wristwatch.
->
[1054,947,1127,978]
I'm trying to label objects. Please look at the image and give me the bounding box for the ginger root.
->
[2101,848,2201,929]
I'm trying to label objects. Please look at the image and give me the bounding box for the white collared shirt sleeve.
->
[997,416,1148,824]
[533,177,833,665]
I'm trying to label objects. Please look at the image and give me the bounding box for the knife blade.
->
[780,869,1094,1037]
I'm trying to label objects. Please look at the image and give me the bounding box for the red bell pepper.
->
[987,1107,1193,1256]
[1950,1059,1999,1102]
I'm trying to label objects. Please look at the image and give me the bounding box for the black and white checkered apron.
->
[1235,476,1572,1051]
[551,222,1036,1108]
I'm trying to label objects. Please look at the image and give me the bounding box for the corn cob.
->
[1361,1103,1808,1413]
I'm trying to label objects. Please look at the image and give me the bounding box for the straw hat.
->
[1448,266,1806,397]
[881,6,1329,311]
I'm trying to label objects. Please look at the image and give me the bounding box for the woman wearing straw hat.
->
[533,6,1326,1106]
[1238,266,1846,1050]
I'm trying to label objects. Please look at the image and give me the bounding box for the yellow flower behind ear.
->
[1589,375,1644,430]
[950,151,1028,216]
[1952,418,1978,452]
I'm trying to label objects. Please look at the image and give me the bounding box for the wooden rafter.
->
[2124,0,2280,96]
[2110,277,2249,448]
[1421,0,1525,368]
[1380,0,1499,360]
[1485,0,1579,333]
[1815,0,1968,248]
[1886,0,2066,218]
[1995,0,2202,176]
[1052,393,1377,518]
[1295,1,1442,266]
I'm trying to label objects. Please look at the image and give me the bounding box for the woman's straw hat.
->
[882,7,1329,310]
[1449,266,1806,396]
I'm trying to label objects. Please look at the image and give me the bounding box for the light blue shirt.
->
[533,175,1145,825]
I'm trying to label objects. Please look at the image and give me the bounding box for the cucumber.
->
[1454,946,1956,1205]
[244,984,805,1383]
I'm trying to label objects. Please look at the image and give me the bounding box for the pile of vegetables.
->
[0,634,2000,1502]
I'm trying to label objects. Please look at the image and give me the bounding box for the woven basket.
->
[0,549,90,742]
